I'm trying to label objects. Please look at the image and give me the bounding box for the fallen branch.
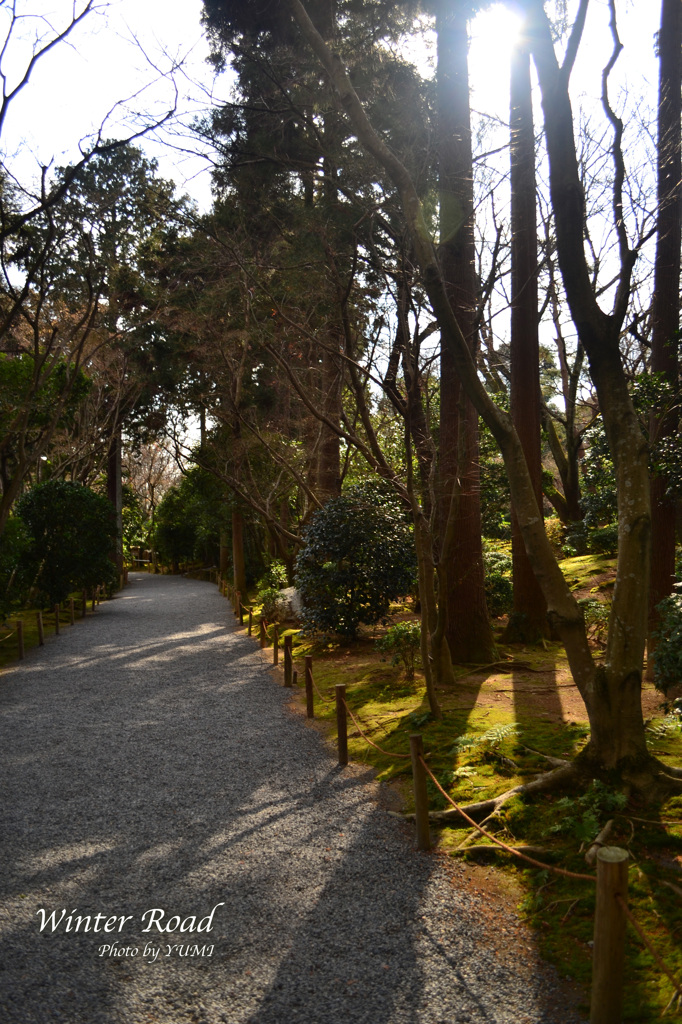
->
[402,763,577,824]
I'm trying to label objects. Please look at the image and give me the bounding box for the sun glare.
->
[469,4,524,113]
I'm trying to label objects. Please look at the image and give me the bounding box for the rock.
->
[273,587,302,622]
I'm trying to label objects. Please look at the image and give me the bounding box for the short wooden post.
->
[335,684,348,765]
[273,625,279,665]
[293,670,298,687]
[590,847,629,1024]
[305,655,314,718]
[82,590,87,617]
[283,635,293,687]
[410,734,431,851]
[248,608,253,637]
[54,604,60,635]
[235,591,242,621]
[69,598,75,625]
[260,618,267,649]
[16,620,24,660]
[36,611,44,646]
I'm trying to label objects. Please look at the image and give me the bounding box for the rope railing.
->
[221,574,681,1023]
[342,696,411,759]
[419,754,596,880]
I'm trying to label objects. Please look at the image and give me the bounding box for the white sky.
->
[0,0,663,214]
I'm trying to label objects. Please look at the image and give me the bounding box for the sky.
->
[0,0,663,214]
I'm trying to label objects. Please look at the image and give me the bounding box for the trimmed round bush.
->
[295,483,416,638]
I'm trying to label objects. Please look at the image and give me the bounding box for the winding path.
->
[0,573,583,1024]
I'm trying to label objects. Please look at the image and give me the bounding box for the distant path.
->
[0,573,582,1024]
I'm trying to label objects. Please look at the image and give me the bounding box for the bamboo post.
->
[335,684,348,765]
[69,598,75,625]
[590,847,629,1024]
[37,611,44,646]
[273,625,279,665]
[260,619,267,649]
[54,604,60,635]
[409,734,431,851]
[82,590,87,617]
[248,608,253,636]
[305,655,314,718]
[283,635,293,687]
[16,620,24,660]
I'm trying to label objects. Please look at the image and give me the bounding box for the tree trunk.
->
[219,528,230,575]
[232,510,247,597]
[506,35,547,641]
[648,0,681,669]
[107,429,123,577]
[436,0,495,663]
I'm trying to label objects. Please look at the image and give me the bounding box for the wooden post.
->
[235,590,241,620]
[82,590,87,617]
[236,593,243,625]
[305,655,314,718]
[590,847,629,1024]
[293,670,298,687]
[37,611,44,646]
[335,684,348,765]
[260,619,267,649]
[91,591,96,612]
[410,734,431,851]
[248,608,253,636]
[283,635,293,687]
[16,620,24,660]
[69,598,75,625]
[54,604,60,635]
[273,625,279,665]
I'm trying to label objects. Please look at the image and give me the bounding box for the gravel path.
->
[0,573,585,1024]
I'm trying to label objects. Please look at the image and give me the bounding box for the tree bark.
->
[506,35,547,640]
[436,0,495,662]
[648,0,682,667]
[232,509,247,597]
[107,429,123,577]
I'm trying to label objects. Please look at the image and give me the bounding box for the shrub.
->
[295,482,416,638]
[16,480,117,607]
[483,547,513,617]
[376,621,421,680]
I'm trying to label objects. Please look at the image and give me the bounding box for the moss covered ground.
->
[250,557,682,1021]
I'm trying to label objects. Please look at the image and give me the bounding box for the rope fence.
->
[218,575,682,1022]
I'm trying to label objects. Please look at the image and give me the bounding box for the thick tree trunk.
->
[648,0,681,668]
[436,1,495,663]
[232,510,247,597]
[219,528,230,575]
[317,334,342,502]
[506,37,547,641]
[107,430,123,577]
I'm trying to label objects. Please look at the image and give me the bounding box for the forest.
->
[2,0,682,803]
